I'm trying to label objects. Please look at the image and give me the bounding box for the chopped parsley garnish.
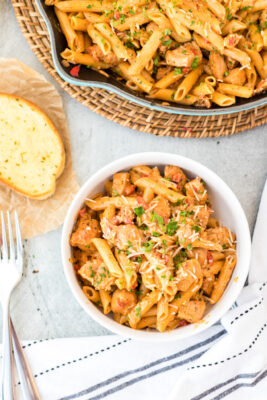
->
[174,293,182,300]
[187,243,192,250]
[138,225,148,230]
[154,55,159,66]
[135,256,142,263]
[166,221,178,236]
[142,240,154,252]
[192,225,201,232]
[173,199,185,206]
[163,28,172,35]
[152,232,161,237]
[224,71,229,77]
[174,67,182,75]
[151,211,164,226]
[134,206,145,217]
[162,39,173,46]
[191,56,199,70]
[135,306,141,316]
[226,7,233,20]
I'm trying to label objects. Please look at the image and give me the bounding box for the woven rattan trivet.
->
[11,0,267,138]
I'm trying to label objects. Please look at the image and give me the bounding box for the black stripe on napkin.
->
[191,371,261,400]
[212,369,267,400]
[58,329,225,400]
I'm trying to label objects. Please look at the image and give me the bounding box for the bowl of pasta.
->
[35,0,267,115]
[61,152,251,341]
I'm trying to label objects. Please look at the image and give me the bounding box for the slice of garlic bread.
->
[0,93,65,199]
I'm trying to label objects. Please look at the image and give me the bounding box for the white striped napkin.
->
[2,181,267,400]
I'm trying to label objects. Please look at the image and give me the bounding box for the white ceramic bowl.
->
[61,152,251,342]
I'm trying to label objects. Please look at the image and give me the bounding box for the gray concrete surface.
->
[0,0,266,340]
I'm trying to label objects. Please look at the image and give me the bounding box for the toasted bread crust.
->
[0,93,65,199]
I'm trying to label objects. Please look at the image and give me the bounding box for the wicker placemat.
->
[11,0,267,138]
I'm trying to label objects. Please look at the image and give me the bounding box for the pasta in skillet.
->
[46,0,267,108]
[70,165,237,332]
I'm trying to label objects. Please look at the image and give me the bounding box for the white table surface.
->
[1,0,267,340]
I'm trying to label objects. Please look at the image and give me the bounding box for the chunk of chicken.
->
[178,300,206,323]
[78,257,115,290]
[202,276,215,296]
[192,204,212,228]
[116,207,135,225]
[72,248,89,268]
[115,224,143,250]
[156,67,172,81]
[260,10,267,29]
[195,96,211,108]
[111,289,137,315]
[176,259,202,291]
[203,226,236,248]
[150,195,170,220]
[112,172,135,196]
[255,79,267,94]
[185,177,208,204]
[70,215,101,252]
[209,52,226,81]
[166,41,202,68]
[164,165,187,190]
[87,44,118,66]
[187,248,208,267]
[224,68,246,85]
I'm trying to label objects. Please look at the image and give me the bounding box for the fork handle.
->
[11,320,41,400]
[1,299,14,400]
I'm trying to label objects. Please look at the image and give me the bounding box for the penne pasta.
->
[47,0,266,108]
[71,164,237,332]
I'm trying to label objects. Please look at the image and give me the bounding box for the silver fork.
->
[0,212,40,400]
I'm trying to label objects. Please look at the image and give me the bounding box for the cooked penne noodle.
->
[135,177,185,202]
[149,89,198,104]
[83,286,100,303]
[174,65,203,101]
[55,8,81,51]
[248,24,264,52]
[71,165,237,332]
[92,238,123,278]
[95,23,131,61]
[55,0,114,12]
[70,15,88,31]
[210,255,237,303]
[86,195,138,210]
[157,0,192,42]
[223,48,251,66]
[245,65,257,88]
[87,24,111,55]
[136,316,157,329]
[84,12,109,23]
[128,290,160,328]
[155,69,184,89]
[212,91,235,107]
[245,48,266,79]
[218,83,253,98]
[192,81,214,96]
[48,0,266,108]
[253,0,267,11]
[116,62,153,93]
[222,20,247,36]
[99,289,112,314]
[128,30,162,75]
[61,48,109,68]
